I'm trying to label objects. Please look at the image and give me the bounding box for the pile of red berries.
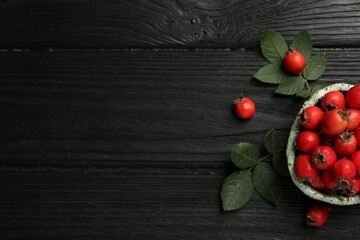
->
[295,84,360,197]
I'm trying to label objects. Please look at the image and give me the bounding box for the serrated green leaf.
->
[253,63,289,84]
[221,171,254,211]
[303,53,327,80]
[312,83,331,94]
[289,30,313,61]
[272,151,290,177]
[231,143,260,169]
[253,162,282,205]
[296,89,312,98]
[264,129,279,154]
[275,77,305,95]
[260,29,288,64]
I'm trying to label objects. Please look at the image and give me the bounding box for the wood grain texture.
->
[1,170,360,240]
[1,48,360,170]
[2,0,360,48]
[2,49,360,239]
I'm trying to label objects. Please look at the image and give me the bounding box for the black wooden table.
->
[1,1,360,239]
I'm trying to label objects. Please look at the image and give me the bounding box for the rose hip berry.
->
[296,131,320,153]
[333,158,357,181]
[234,97,256,120]
[345,109,360,131]
[283,50,306,74]
[311,145,337,170]
[322,109,348,136]
[334,132,357,157]
[295,154,318,181]
[354,127,360,148]
[306,205,329,227]
[346,84,360,108]
[347,178,360,196]
[322,169,339,190]
[320,91,346,112]
[301,106,323,130]
[309,175,325,190]
[350,150,360,176]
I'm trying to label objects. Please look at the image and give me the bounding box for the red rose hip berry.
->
[345,109,360,131]
[334,132,357,157]
[295,154,318,181]
[346,84,360,108]
[350,150,360,176]
[234,97,256,120]
[333,158,357,181]
[347,178,360,196]
[309,175,326,190]
[322,169,339,190]
[306,205,329,227]
[296,131,320,153]
[320,91,346,112]
[301,106,323,130]
[354,127,360,148]
[283,50,306,74]
[322,109,348,136]
[311,145,337,170]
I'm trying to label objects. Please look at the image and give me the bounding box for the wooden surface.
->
[1,1,360,239]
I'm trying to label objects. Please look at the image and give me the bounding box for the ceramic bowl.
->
[287,83,360,205]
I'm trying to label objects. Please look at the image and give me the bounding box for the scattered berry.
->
[234,97,256,120]
[283,50,306,74]
[306,205,329,227]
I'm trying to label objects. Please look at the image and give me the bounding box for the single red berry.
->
[350,150,360,176]
[306,205,329,227]
[333,158,357,181]
[295,154,318,181]
[309,175,326,190]
[346,84,360,108]
[334,132,357,157]
[320,91,346,112]
[301,106,323,130]
[347,178,360,196]
[322,169,339,190]
[345,109,360,131]
[296,131,320,153]
[311,145,337,170]
[234,97,256,120]
[322,109,348,136]
[354,127,360,148]
[283,50,306,74]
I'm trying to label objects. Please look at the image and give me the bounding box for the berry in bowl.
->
[287,83,360,205]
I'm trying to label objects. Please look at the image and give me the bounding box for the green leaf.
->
[260,29,288,64]
[264,129,279,154]
[253,64,289,84]
[296,89,312,98]
[312,83,331,94]
[272,151,290,177]
[289,30,313,61]
[275,77,305,95]
[231,143,260,169]
[221,171,254,211]
[253,162,282,205]
[303,53,327,80]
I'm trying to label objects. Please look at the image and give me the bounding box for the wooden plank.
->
[1,170,360,239]
[0,48,360,169]
[1,0,360,48]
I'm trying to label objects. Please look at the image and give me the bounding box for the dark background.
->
[1,0,360,239]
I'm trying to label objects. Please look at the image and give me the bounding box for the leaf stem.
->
[305,80,311,92]
[248,149,285,171]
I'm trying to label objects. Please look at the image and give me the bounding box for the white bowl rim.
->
[287,83,360,205]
